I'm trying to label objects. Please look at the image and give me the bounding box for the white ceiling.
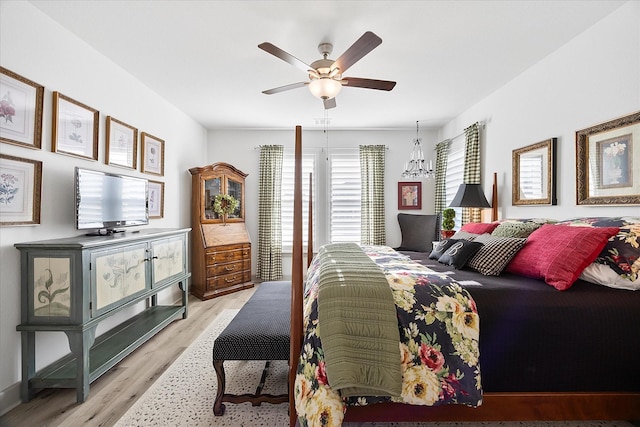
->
[30,0,625,130]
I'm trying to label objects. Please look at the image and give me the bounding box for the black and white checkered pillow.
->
[467,233,527,276]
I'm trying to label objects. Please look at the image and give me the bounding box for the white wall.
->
[439,0,640,220]
[0,1,207,414]
[208,127,439,276]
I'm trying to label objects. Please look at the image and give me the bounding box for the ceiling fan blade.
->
[262,82,308,95]
[332,31,382,74]
[258,42,313,73]
[324,98,337,109]
[342,77,396,91]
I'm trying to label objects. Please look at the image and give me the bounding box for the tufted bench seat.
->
[212,280,290,416]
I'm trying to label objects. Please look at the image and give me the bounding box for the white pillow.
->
[580,263,640,290]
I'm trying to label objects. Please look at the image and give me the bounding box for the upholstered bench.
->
[212,280,290,416]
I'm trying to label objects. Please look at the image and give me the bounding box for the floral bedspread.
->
[294,245,483,427]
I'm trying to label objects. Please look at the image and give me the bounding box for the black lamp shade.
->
[449,183,491,208]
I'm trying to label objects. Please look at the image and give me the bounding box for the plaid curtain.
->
[257,145,283,280]
[462,123,482,224]
[434,139,450,215]
[359,145,386,245]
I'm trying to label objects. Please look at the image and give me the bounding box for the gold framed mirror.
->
[512,138,557,205]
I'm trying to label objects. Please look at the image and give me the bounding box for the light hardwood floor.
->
[0,286,258,427]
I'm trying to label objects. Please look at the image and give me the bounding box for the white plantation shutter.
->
[330,150,361,243]
[281,152,315,251]
[445,138,465,230]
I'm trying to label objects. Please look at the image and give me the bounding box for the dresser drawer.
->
[206,245,250,265]
[207,270,251,291]
[207,259,250,276]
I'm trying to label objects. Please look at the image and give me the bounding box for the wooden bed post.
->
[307,173,313,268]
[289,126,303,427]
[491,172,498,222]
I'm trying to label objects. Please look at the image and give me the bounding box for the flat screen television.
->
[75,167,148,235]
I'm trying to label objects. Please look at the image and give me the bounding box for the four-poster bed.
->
[288,126,640,426]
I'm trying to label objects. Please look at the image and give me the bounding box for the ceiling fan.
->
[258,31,396,109]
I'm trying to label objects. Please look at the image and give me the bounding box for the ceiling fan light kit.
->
[259,31,396,109]
[308,78,342,100]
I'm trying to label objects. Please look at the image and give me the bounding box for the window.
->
[445,138,465,230]
[281,148,361,251]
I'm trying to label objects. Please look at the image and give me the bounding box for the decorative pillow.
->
[396,213,441,252]
[429,239,459,260]
[580,262,640,291]
[491,221,541,238]
[506,224,620,291]
[461,222,500,234]
[467,234,527,276]
[438,240,484,269]
[555,217,640,282]
[499,218,557,225]
[451,230,479,241]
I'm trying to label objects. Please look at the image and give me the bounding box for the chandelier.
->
[401,121,434,179]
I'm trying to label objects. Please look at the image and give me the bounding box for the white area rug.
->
[115,309,633,427]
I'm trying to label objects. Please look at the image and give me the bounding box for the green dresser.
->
[15,228,190,403]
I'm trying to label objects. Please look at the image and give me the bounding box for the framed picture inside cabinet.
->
[398,181,422,210]
[141,132,164,176]
[52,92,99,161]
[0,67,44,149]
[0,154,42,226]
[148,180,164,219]
[105,116,137,169]
[576,111,640,205]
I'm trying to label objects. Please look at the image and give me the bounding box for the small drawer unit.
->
[204,243,252,296]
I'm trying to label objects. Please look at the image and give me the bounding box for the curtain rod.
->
[444,122,484,141]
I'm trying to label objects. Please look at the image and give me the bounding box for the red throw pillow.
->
[461,222,500,234]
[506,224,619,290]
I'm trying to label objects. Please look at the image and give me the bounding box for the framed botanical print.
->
[0,67,44,149]
[576,111,640,205]
[398,181,422,210]
[52,92,99,161]
[106,116,137,169]
[141,132,164,176]
[148,180,164,219]
[0,154,42,225]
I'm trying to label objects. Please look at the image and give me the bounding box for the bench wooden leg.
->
[213,359,288,416]
[213,359,226,416]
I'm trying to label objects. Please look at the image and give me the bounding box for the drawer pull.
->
[225,265,236,271]
[225,276,238,283]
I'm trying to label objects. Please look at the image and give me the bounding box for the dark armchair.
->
[395,213,441,252]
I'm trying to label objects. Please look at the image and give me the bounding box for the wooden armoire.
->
[189,163,253,300]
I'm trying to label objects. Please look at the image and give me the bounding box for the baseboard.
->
[0,381,21,417]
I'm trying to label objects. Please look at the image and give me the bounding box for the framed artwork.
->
[398,181,422,210]
[0,67,44,149]
[52,92,99,160]
[106,116,138,169]
[576,111,640,205]
[0,154,42,226]
[148,180,164,219]
[512,138,557,206]
[141,132,164,176]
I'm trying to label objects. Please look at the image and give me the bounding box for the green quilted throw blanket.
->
[316,243,402,398]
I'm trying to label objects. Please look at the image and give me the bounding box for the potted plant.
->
[441,208,456,239]
[213,193,239,225]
